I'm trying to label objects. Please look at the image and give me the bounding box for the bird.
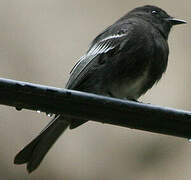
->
[14,5,186,173]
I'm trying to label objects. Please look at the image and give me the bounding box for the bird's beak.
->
[166,17,187,25]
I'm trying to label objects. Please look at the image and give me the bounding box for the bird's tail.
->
[14,115,70,173]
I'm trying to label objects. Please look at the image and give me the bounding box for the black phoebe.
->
[14,5,186,173]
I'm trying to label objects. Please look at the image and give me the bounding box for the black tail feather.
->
[14,116,69,173]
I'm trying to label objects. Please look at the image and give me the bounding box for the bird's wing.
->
[65,24,131,89]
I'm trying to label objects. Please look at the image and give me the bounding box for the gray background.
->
[0,0,190,179]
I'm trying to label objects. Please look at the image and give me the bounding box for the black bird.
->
[14,5,186,173]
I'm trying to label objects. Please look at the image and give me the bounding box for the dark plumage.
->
[14,5,186,173]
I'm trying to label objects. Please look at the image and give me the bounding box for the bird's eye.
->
[151,10,158,14]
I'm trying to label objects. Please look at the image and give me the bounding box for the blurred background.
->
[0,0,190,179]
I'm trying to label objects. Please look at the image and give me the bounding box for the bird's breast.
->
[109,68,149,100]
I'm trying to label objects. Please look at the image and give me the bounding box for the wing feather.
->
[66,29,129,89]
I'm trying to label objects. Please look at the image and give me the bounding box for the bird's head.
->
[127,5,186,39]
